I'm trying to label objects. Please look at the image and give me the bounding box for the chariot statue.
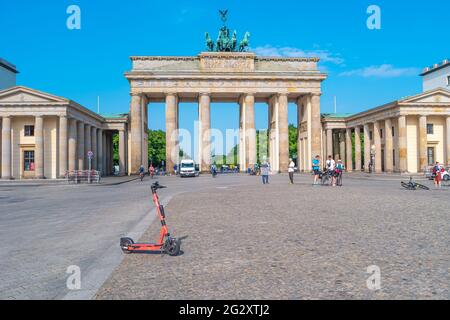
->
[205,10,250,52]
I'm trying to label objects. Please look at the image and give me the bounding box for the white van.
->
[179,159,198,177]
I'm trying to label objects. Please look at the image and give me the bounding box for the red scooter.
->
[120,181,181,256]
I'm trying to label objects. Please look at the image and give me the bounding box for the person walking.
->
[335,159,345,186]
[288,158,295,184]
[260,160,270,184]
[312,155,321,185]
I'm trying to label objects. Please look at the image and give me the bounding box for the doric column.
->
[68,119,77,171]
[84,124,91,169]
[91,127,97,171]
[105,133,111,175]
[1,116,12,179]
[268,95,279,172]
[326,129,333,158]
[354,126,362,171]
[384,118,393,173]
[130,93,142,174]
[310,93,322,163]
[446,116,450,166]
[278,93,289,172]
[198,93,211,172]
[34,115,45,179]
[418,115,427,171]
[345,128,353,172]
[165,93,178,174]
[363,123,371,172]
[373,121,382,173]
[245,93,256,168]
[97,129,103,174]
[398,116,407,172]
[333,131,340,160]
[77,121,85,170]
[102,131,107,175]
[59,115,68,177]
[119,128,126,176]
[296,98,303,171]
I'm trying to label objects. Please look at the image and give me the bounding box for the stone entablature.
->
[129,52,321,74]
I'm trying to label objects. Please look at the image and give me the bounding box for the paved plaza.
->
[96,174,449,300]
[0,174,449,300]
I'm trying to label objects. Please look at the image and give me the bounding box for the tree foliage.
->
[148,129,166,166]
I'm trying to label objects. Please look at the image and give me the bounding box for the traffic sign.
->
[87,151,94,159]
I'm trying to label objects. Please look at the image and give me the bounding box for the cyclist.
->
[312,155,321,185]
[139,164,145,181]
[335,159,345,186]
[211,163,218,177]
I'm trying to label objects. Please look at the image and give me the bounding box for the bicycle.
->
[320,169,334,186]
[401,176,429,190]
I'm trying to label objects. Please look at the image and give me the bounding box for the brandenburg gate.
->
[125,12,327,174]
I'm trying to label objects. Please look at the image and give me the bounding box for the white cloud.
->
[339,64,420,78]
[252,45,344,65]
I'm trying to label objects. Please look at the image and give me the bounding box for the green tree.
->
[112,132,119,165]
[288,124,298,159]
[148,129,166,166]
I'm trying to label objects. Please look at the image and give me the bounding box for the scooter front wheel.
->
[164,238,181,256]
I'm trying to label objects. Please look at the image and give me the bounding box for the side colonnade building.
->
[321,88,450,173]
[0,86,129,179]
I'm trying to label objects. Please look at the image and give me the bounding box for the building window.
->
[369,131,373,140]
[447,75,450,86]
[392,127,395,137]
[24,125,35,137]
[393,149,396,167]
[427,147,435,165]
[380,129,383,139]
[24,151,35,171]
[426,124,434,135]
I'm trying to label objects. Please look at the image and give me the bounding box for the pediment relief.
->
[401,89,450,104]
[0,87,67,104]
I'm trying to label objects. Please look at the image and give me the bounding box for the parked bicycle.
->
[320,169,334,186]
[401,176,429,190]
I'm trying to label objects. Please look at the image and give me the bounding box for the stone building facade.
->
[321,88,450,173]
[0,86,128,179]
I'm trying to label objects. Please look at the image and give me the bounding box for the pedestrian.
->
[288,158,295,184]
[326,155,336,186]
[433,161,443,188]
[174,163,178,176]
[335,159,345,186]
[260,160,270,184]
[312,155,320,185]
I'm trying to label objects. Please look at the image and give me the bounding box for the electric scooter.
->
[120,181,181,256]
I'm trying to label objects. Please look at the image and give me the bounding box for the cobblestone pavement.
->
[0,175,252,299]
[96,174,450,300]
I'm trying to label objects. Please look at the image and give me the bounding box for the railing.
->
[65,170,101,184]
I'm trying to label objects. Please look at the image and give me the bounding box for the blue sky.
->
[1,0,449,155]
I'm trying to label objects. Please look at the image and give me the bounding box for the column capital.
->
[198,92,211,97]
[310,92,322,97]
[130,92,141,97]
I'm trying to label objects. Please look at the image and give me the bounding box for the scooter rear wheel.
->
[165,238,181,256]
[120,237,134,254]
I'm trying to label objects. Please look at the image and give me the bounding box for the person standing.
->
[326,155,336,186]
[312,155,321,185]
[260,160,270,184]
[288,158,295,184]
[433,161,443,188]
